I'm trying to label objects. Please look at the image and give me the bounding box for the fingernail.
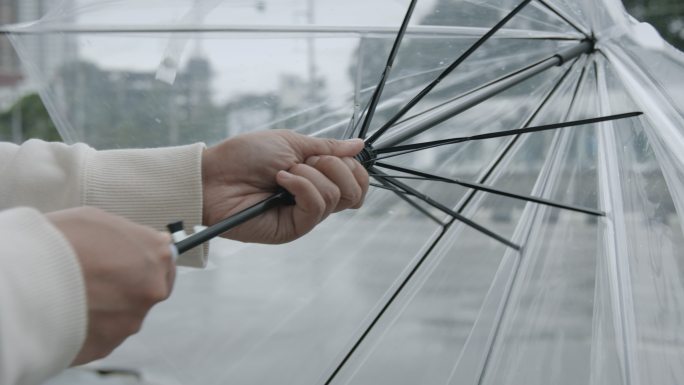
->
[306,156,321,166]
[278,170,293,179]
[343,157,357,170]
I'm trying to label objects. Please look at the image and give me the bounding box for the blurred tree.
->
[0,93,60,143]
[624,0,684,50]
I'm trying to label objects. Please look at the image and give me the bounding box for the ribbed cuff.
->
[0,208,86,384]
[83,143,207,267]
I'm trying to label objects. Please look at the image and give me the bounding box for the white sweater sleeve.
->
[0,139,207,266]
[0,139,207,385]
[0,208,87,385]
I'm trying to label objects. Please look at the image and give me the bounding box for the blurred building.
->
[52,53,223,147]
[624,0,684,49]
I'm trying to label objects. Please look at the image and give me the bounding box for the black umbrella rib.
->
[373,40,594,149]
[373,111,643,157]
[371,178,445,225]
[322,221,452,385]
[451,58,581,227]
[374,162,605,216]
[357,45,557,136]
[370,182,404,192]
[535,0,590,37]
[387,55,558,129]
[373,168,521,250]
[357,0,418,139]
[365,0,534,145]
[369,173,442,182]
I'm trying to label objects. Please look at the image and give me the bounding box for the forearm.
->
[82,143,207,266]
[0,140,207,266]
[0,140,89,212]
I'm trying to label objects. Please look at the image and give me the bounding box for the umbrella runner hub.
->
[355,144,378,169]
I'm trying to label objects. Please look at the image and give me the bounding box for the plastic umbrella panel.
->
[5,0,684,384]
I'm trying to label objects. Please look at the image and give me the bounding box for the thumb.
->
[295,136,365,158]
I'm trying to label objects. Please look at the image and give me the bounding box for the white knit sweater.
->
[0,140,206,385]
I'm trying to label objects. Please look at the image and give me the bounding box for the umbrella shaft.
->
[175,190,294,255]
[375,40,594,149]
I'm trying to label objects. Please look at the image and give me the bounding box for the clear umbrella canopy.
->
[4,0,684,384]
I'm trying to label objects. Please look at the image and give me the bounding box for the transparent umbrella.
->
[3,0,684,384]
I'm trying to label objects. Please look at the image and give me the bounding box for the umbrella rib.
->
[0,24,584,39]
[455,57,582,216]
[371,178,445,225]
[369,173,444,182]
[372,111,643,157]
[535,0,591,37]
[349,98,373,139]
[365,0,534,145]
[374,162,605,216]
[322,223,453,385]
[388,56,555,128]
[373,168,521,250]
[357,0,418,139]
[373,40,594,149]
[344,109,358,140]
[354,55,547,138]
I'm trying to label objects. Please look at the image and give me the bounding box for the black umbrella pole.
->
[172,190,295,255]
[374,39,595,149]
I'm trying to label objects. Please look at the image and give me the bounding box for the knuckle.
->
[92,348,113,361]
[290,163,307,175]
[352,195,366,209]
[319,155,337,165]
[157,245,173,265]
[312,156,332,172]
[346,185,363,204]
[125,319,143,336]
[322,139,338,152]
[323,186,341,207]
[360,167,370,182]
[323,155,345,171]
[144,283,169,304]
[312,194,327,217]
[277,129,296,140]
[344,157,359,171]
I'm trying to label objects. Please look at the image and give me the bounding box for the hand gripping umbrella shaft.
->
[172,190,294,255]
[169,39,593,256]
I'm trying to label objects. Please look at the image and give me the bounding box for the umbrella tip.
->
[167,221,185,234]
[167,220,190,241]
